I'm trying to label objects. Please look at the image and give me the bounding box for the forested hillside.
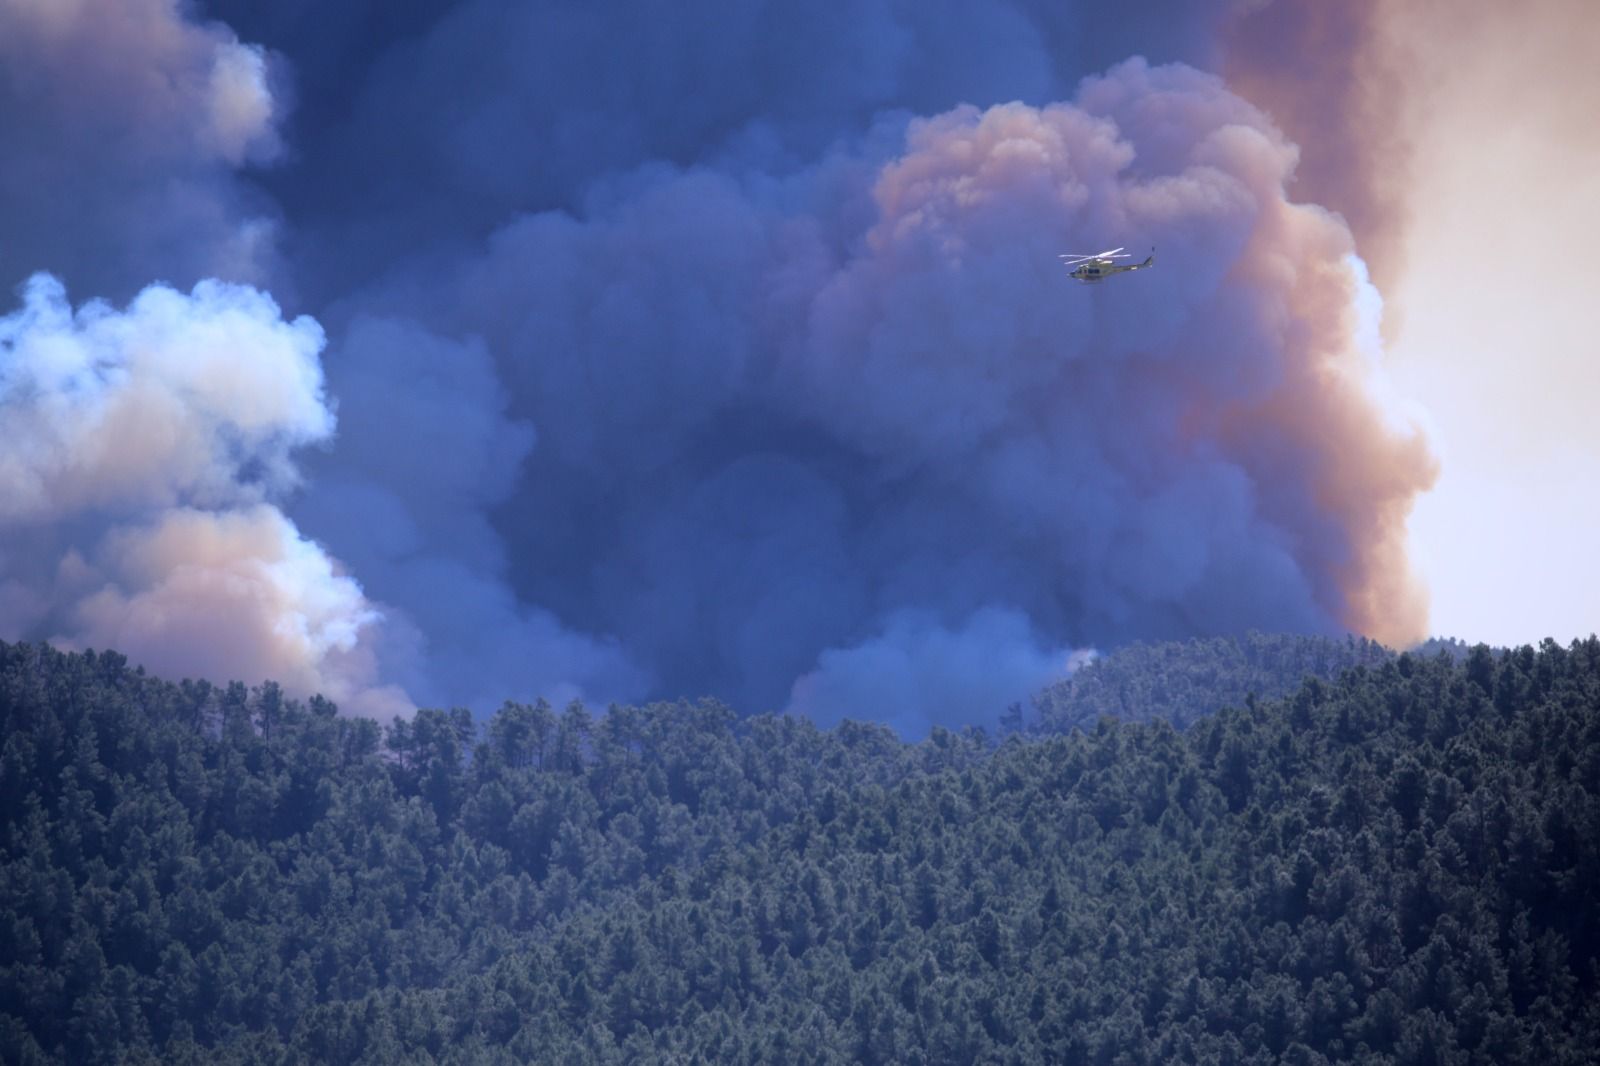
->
[2,637,1598,1063]
[1031,632,1399,733]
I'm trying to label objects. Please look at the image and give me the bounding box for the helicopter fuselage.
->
[1066,252,1153,282]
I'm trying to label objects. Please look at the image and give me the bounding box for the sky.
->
[1381,1,1600,649]
[0,0,1593,733]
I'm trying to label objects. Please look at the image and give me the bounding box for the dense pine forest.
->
[2,635,1598,1064]
[1030,633,1403,733]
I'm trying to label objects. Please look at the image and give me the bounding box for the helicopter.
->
[1059,247,1154,283]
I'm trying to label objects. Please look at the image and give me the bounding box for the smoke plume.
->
[0,0,284,298]
[1220,1,1414,299]
[0,0,1443,733]
[334,59,1433,727]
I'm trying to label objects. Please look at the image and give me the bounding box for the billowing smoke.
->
[0,275,406,717]
[199,0,1242,297]
[0,0,284,299]
[1217,0,1600,649]
[2,1,1440,733]
[1219,1,1414,303]
[290,316,647,712]
[328,59,1433,727]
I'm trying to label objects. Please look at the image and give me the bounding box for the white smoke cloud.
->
[0,274,405,716]
[66,506,408,719]
[0,274,330,520]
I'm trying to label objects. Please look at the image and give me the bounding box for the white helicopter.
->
[1059,247,1154,283]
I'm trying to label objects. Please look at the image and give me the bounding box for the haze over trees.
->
[1,635,1597,1063]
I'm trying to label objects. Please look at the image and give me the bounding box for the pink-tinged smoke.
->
[1220,0,1597,298]
[0,275,408,717]
[1219,0,1600,651]
[789,62,1434,650]
[1220,1,1412,297]
[0,0,283,296]
[68,506,402,718]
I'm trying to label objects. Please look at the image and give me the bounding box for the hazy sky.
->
[2,0,1591,731]
[1380,0,1600,647]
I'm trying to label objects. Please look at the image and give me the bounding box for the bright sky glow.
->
[1387,2,1600,646]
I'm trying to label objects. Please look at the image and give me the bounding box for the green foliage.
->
[1032,631,1397,733]
[2,636,1598,1063]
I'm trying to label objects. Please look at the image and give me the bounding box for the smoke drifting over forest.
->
[0,0,1435,733]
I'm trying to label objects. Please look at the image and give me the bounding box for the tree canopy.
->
[1,635,1597,1063]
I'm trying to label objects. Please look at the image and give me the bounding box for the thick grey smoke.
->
[1,1,1436,734]
[290,316,646,711]
[200,0,1240,296]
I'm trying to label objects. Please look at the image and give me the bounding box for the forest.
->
[1,633,1597,1063]
[1029,632,1405,733]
